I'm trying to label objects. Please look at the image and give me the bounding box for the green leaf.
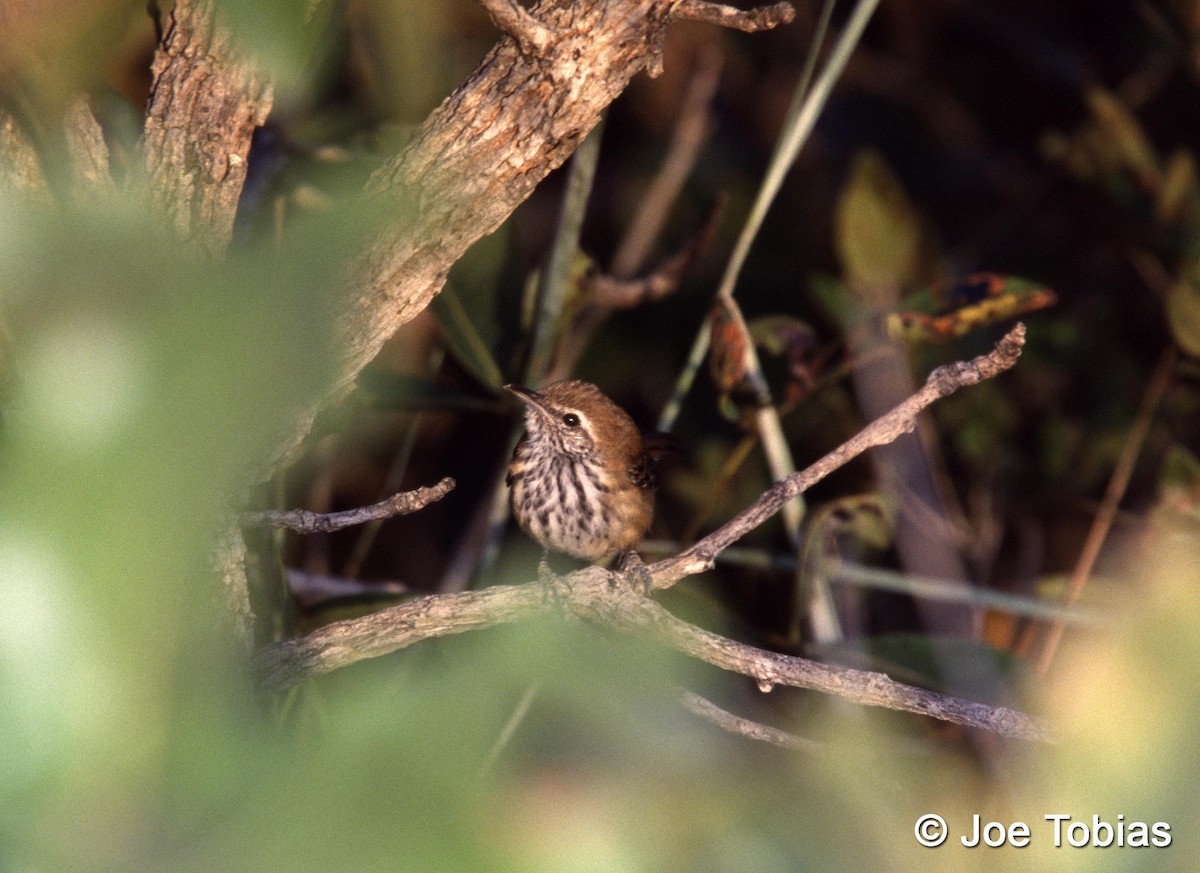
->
[834,150,922,303]
[1085,87,1161,188]
[214,0,333,98]
[431,222,516,388]
[1167,281,1200,357]
[1157,149,1199,225]
[431,284,505,388]
[1156,444,1200,527]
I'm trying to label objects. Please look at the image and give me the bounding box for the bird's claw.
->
[617,551,654,598]
[538,554,575,619]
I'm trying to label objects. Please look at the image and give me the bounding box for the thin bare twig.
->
[255,329,1042,741]
[651,323,1026,584]
[480,684,542,774]
[678,689,820,751]
[674,0,796,32]
[242,477,456,534]
[611,46,723,280]
[1034,346,1176,673]
[550,56,723,381]
[583,199,723,308]
[287,570,410,611]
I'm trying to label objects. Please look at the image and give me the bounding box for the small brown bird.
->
[505,380,655,563]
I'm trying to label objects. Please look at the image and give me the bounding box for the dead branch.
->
[242,477,456,533]
[549,52,724,380]
[255,327,1050,742]
[674,1,796,32]
[257,566,1053,742]
[256,582,550,688]
[567,576,1053,742]
[649,323,1026,585]
[583,197,723,309]
[678,688,821,751]
[288,570,411,611]
[610,44,723,279]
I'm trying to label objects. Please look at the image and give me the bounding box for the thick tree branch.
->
[242,477,456,533]
[257,582,551,688]
[140,0,273,645]
[0,109,47,199]
[276,0,797,475]
[341,0,678,389]
[143,0,272,255]
[255,328,1048,742]
[257,567,1053,741]
[62,98,115,199]
[0,98,113,201]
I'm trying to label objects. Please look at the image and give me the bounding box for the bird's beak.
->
[504,383,542,405]
[504,384,553,423]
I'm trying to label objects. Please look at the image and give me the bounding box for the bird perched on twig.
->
[504,380,657,571]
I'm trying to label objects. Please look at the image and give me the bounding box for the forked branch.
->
[477,0,551,54]
[650,323,1027,585]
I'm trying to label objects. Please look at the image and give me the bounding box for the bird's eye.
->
[562,413,581,427]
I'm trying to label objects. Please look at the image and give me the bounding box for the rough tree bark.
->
[297,0,792,467]
[141,0,275,642]
[144,0,273,255]
[343,0,678,377]
[2,0,792,643]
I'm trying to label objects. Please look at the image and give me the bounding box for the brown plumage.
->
[505,380,655,561]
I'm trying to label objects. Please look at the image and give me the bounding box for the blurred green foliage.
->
[4,0,1200,871]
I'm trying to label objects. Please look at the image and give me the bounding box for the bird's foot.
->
[538,554,574,618]
[617,550,654,597]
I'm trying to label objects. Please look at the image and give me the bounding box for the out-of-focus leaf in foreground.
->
[0,186,400,871]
